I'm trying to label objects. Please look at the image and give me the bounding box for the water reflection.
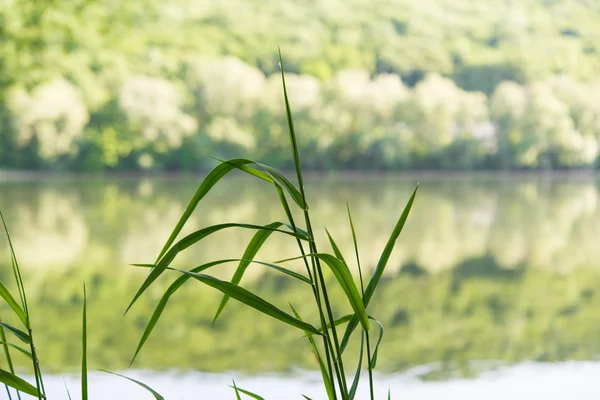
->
[0,174,599,378]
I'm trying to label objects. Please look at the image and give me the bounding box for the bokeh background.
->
[2,1,600,399]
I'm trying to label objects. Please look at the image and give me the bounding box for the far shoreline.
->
[0,168,598,183]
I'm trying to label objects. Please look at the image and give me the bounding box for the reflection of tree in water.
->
[7,189,89,268]
[3,177,600,377]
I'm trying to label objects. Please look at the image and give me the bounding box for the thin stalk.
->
[28,334,43,399]
[280,51,348,398]
[277,189,340,399]
[348,206,374,400]
[0,321,20,400]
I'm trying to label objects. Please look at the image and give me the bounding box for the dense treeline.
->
[1,0,600,171]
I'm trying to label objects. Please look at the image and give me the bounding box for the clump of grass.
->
[0,50,417,399]
[128,50,418,399]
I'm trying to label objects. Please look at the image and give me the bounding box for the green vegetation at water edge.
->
[1,0,600,170]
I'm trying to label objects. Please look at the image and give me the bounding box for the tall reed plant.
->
[127,50,418,399]
[0,51,417,399]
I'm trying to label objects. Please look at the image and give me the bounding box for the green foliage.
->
[2,0,600,170]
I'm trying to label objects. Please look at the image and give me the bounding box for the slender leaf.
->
[172,268,321,334]
[131,258,311,364]
[63,378,72,400]
[0,370,39,397]
[341,186,418,351]
[278,254,369,331]
[100,370,164,400]
[214,222,284,323]
[368,317,384,369]
[290,304,335,400]
[81,283,87,400]
[229,384,264,400]
[278,49,305,195]
[325,229,350,272]
[216,158,306,209]
[232,380,242,400]
[302,396,313,400]
[155,159,256,262]
[0,323,30,344]
[348,333,365,400]
[126,222,307,314]
[0,281,27,327]
[0,342,31,360]
[317,314,352,333]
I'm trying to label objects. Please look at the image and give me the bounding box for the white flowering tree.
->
[6,78,89,161]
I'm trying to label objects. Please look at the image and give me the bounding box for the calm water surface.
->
[1,174,600,398]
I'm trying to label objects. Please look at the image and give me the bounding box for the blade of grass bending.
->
[214,222,285,323]
[0,342,32,359]
[278,254,369,332]
[0,323,30,344]
[347,204,374,400]
[0,370,39,397]
[348,333,364,400]
[131,258,311,364]
[228,384,264,400]
[100,370,164,400]
[215,158,306,210]
[302,396,313,400]
[341,186,418,352]
[172,268,321,334]
[0,281,27,327]
[155,158,257,262]
[126,222,308,314]
[232,380,242,400]
[81,283,87,400]
[290,304,335,400]
[368,317,384,368]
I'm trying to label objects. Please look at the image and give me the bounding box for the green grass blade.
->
[341,185,418,351]
[348,333,364,400]
[317,314,352,333]
[100,370,164,400]
[0,281,27,327]
[368,317,384,369]
[0,323,30,344]
[278,254,369,331]
[1,211,29,326]
[229,383,265,400]
[278,49,305,196]
[346,205,364,293]
[213,222,285,323]
[290,304,335,400]
[364,185,418,305]
[131,258,311,364]
[172,268,321,335]
[388,389,391,400]
[63,377,72,400]
[0,370,39,397]
[126,222,308,314]
[325,229,350,271]
[302,396,314,400]
[232,380,242,400]
[0,342,32,360]
[0,321,19,400]
[216,158,306,209]
[154,159,256,262]
[81,283,87,400]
